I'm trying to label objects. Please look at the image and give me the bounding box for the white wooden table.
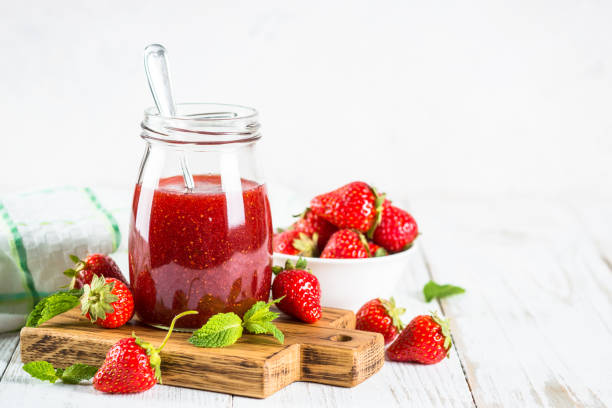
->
[1,196,611,407]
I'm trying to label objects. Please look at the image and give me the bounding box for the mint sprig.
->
[423,280,465,302]
[26,289,83,327]
[23,361,98,384]
[188,312,243,348]
[189,298,285,347]
[242,298,285,344]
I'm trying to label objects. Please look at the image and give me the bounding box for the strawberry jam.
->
[129,174,273,329]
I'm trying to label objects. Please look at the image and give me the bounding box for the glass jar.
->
[129,103,273,330]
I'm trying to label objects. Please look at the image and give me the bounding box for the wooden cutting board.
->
[20,307,384,398]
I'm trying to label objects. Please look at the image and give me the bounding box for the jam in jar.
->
[129,104,273,329]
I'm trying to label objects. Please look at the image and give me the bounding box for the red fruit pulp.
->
[129,174,273,329]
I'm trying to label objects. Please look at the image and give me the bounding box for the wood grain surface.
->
[19,307,383,398]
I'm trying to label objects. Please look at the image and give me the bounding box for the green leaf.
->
[23,361,59,383]
[245,321,285,344]
[26,291,82,327]
[23,361,98,384]
[188,312,243,347]
[294,257,308,270]
[423,280,466,302]
[242,298,284,344]
[60,363,98,384]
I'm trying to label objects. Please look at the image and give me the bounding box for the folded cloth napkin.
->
[0,187,128,332]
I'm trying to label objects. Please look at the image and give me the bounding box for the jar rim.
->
[141,102,261,145]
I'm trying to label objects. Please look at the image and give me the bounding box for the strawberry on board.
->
[94,310,197,393]
[320,229,371,259]
[372,203,419,252]
[310,181,385,233]
[292,208,338,251]
[64,254,128,289]
[355,297,405,344]
[386,312,452,364]
[80,275,134,328]
[273,230,319,257]
[272,258,321,323]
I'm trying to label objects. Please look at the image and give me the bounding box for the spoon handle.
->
[144,44,176,117]
[143,44,194,191]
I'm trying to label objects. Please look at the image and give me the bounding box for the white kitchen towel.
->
[0,187,129,332]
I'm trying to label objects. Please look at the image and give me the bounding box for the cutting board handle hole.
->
[328,334,352,342]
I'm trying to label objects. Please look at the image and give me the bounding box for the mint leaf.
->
[23,361,98,384]
[60,363,98,384]
[247,320,285,344]
[26,290,83,327]
[423,280,465,302]
[242,298,284,344]
[188,312,243,347]
[23,361,59,383]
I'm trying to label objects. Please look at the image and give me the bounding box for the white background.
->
[1,0,611,199]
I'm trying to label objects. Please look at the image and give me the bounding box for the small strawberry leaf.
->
[188,312,243,348]
[23,361,59,383]
[26,290,83,327]
[294,257,308,270]
[60,363,98,384]
[423,280,465,303]
[242,298,284,344]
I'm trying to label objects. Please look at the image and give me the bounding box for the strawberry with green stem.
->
[273,230,319,257]
[310,181,386,234]
[80,275,134,328]
[272,258,321,323]
[386,312,452,364]
[321,229,372,259]
[356,297,405,344]
[64,254,128,290]
[94,310,198,393]
[372,203,419,252]
[292,208,338,251]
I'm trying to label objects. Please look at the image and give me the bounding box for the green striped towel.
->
[0,187,128,332]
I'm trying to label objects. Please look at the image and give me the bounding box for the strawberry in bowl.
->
[273,181,419,310]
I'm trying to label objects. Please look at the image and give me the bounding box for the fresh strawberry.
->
[373,203,418,252]
[64,254,128,290]
[80,275,134,328]
[355,297,405,344]
[292,208,338,251]
[386,312,452,364]
[310,181,385,233]
[94,310,197,393]
[272,258,321,323]
[320,229,371,259]
[273,230,318,257]
[368,241,388,257]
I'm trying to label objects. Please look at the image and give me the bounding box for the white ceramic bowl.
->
[272,244,417,312]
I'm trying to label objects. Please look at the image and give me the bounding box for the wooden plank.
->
[0,332,19,380]
[234,243,476,408]
[19,307,383,398]
[411,197,612,407]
